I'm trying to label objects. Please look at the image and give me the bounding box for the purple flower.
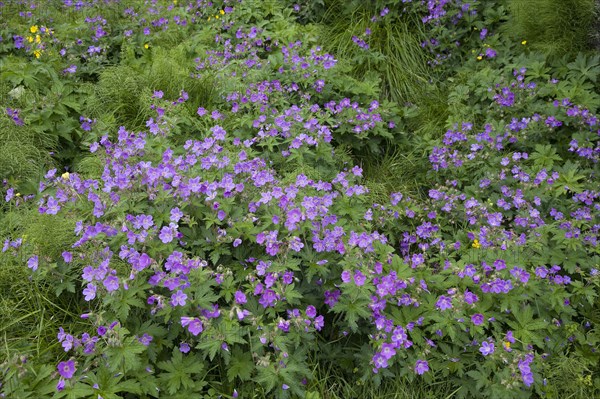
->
[180,342,190,353]
[27,255,39,271]
[103,275,119,292]
[57,360,76,379]
[63,65,77,74]
[5,187,15,202]
[314,315,324,330]
[181,317,203,336]
[170,290,188,307]
[480,341,495,356]
[83,283,96,301]
[13,35,25,49]
[234,290,247,304]
[62,251,73,263]
[436,295,452,311]
[485,48,497,58]
[471,313,484,326]
[159,225,175,243]
[353,270,366,286]
[341,270,351,283]
[138,333,153,346]
[170,207,183,222]
[415,359,429,375]
[45,196,61,215]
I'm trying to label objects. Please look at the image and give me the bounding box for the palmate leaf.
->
[157,349,206,395]
[196,336,222,361]
[105,336,146,373]
[227,348,254,382]
[567,53,600,83]
[84,368,144,399]
[508,305,548,347]
[254,363,278,394]
[333,296,372,332]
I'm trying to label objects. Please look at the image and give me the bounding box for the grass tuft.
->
[505,0,597,57]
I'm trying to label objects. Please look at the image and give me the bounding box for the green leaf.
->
[105,336,146,373]
[227,348,254,382]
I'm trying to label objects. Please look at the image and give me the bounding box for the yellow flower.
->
[62,172,70,180]
[30,25,38,34]
[220,9,225,15]
[215,14,219,19]
[173,0,177,3]
[503,341,511,350]
[476,55,483,61]
[521,40,527,45]
[15,192,21,197]
[33,50,41,58]
[35,34,41,44]
[144,43,149,49]
[208,16,211,21]
[27,36,34,43]
[472,239,481,249]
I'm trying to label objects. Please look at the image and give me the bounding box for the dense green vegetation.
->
[1,0,599,398]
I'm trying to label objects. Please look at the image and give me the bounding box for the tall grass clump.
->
[0,207,85,364]
[505,0,597,57]
[362,146,429,205]
[319,0,434,105]
[86,65,149,130]
[0,110,55,185]
[143,45,217,113]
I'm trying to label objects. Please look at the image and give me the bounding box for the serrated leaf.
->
[227,349,254,382]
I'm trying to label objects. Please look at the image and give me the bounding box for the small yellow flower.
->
[220,9,225,15]
[472,239,481,249]
[35,34,41,44]
[207,16,211,21]
[521,40,527,45]
[15,192,21,197]
[144,43,149,49]
[215,14,219,19]
[33,50,41,58]
[173,0,177,3]
[503,341,511,350]
[30,25,38,34]
[27,36,34,43]
[476,55,483,61]
[62,172,70,180]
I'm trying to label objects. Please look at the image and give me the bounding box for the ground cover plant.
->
[0,0,599,398]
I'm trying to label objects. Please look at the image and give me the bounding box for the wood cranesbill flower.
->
[414,359,429,375]
[57,360,76,379]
